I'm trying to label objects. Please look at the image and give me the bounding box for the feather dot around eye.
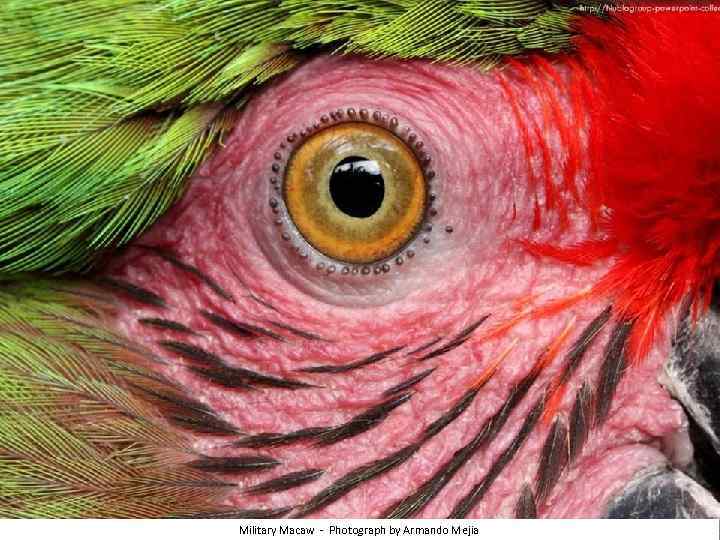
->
[269,109,441,276]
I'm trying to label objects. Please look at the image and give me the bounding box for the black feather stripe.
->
[168,413,241,436]
[266,320,329,341]
[382,350,545,519]
[556,306,612,385]
[448,400,544,518]
[181,507,291,519]
[99,277,166,308]
[569,382,594,463]
[139,317,198,335]
[315,392,413,446]
[188,455,280,474]
[201,309,285,341]
[234,427,330,449]
[130,383,240,436]
[297,345,404,374]
[245,469,325,495]
[406,337,442,356]
[160,340,310,390]
[382,368,436,397]
[158,340,224,369]
[316,392,412,446]
[293,388,481,518]
[594,320,634,427]
[515,484,538,518]
[534,417,569,504]
[138,245,234,302]
[418,316,490,361]
[293,443,422,518]
[189,363,315,391]
[421,388,479,440]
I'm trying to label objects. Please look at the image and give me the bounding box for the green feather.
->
[0,0,590,275]
[0,277,240,518]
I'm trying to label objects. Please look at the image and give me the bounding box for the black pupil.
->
[329,156,385,218]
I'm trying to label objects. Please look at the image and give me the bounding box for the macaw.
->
[1,0,719,518]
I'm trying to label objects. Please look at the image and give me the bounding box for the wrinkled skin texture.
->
[105,55,694,518]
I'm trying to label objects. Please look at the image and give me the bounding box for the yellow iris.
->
[283,122,427,264]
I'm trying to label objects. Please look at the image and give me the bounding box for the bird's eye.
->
[283,121,428,265]
[269,110,438,275]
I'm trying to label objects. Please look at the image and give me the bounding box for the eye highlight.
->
[283,122,427,264]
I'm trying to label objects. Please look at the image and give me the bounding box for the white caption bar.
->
[0,519,718,540]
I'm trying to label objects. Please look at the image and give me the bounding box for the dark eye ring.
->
[267,107,443,277]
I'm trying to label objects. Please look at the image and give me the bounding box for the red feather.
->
[524,9,720,363]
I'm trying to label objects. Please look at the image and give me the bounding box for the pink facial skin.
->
[104,55,686,518]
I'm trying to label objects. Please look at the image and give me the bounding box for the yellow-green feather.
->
[0,278,235,518]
